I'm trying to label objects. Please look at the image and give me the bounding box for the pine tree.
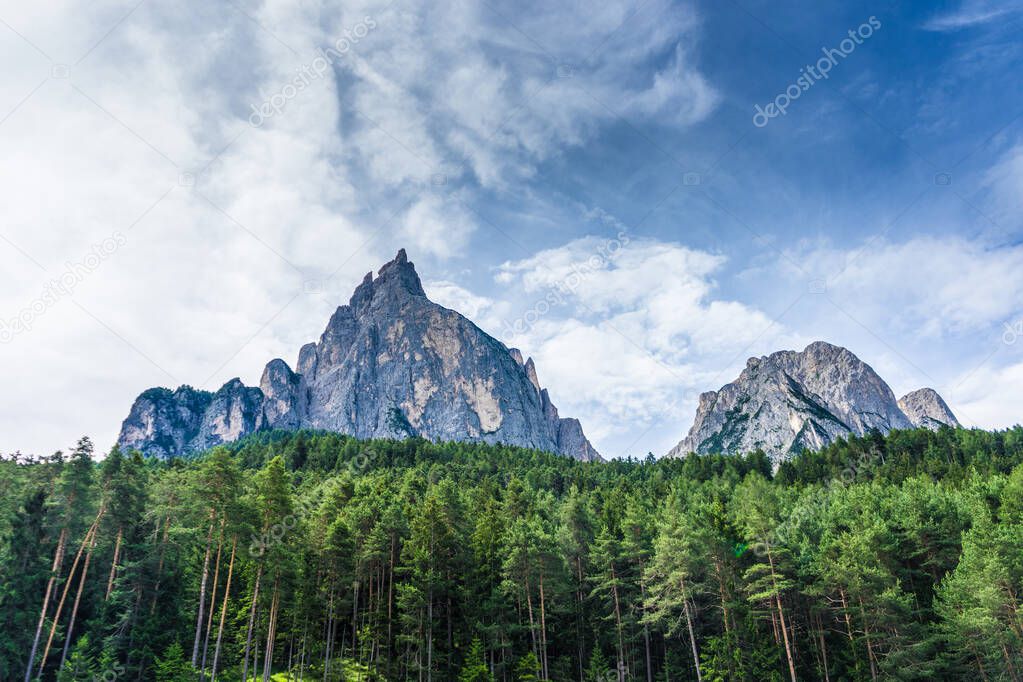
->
[459,638,494,682]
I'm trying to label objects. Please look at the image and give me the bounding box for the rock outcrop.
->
[667,341,957,462]
[118,250,600,460]
[898,388,961,430]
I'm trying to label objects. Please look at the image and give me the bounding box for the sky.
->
[1,0,1022,459]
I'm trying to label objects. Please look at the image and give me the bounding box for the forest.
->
[2,425,1022,681]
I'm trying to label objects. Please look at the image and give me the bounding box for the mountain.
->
[118,250,600,461]
[667,341,958,462]
[898,388,962,430]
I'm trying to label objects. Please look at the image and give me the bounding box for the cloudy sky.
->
[2,0,1022,459]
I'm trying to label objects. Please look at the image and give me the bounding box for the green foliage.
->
[514,652,540,681]
[153,642,192,682]
[2,425,1023,681]
[457,638,493,682]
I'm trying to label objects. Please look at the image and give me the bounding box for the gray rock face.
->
[898,388,960,430]
[666,341,949,462]
[117,386,213,459]
[118,250,600,460]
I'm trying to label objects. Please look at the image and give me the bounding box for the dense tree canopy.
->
[2,425,1022,680]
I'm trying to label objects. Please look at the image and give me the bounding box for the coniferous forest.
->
[3,427,1023,681]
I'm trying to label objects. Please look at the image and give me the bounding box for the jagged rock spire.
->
[118,249,600,461]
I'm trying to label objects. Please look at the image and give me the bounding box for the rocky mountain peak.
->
[118,250,599,461]
[667,341,955,463]
[898,388,961,430]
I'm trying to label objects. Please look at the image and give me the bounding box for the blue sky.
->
[1,0,1022,458]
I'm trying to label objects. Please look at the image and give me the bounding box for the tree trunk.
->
[40,518,99,674]
[525,577,539,669]
[775,594,798,682]
[242,565,263,682]
[353,579,360,666]
[25,526,67,682]
[857,596,878,682]
[149,516,171,615]
[323,586,335,682]
[427,580,434,682]
[610,563,625,682]
[201,522,225,678]
[576,556,585,682]
[192,519,216,667]
[816,611,831,682]
[58,523,98,670]
[262,580,280,682]
[388,536,396,679]
[712,558,732,634]
[679,577,702,682]
[105,526,123,601]
[210,537,236,682]
[640,578,652,682]
[539,570,550,680]
[765,548,797,682]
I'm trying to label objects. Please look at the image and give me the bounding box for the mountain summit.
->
[118,250,600,460]
[667,341,958,462]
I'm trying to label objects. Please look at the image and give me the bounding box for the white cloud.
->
[923,0,1021,31]
[398,195,477,259]
[492,236,800,456]
[0,0,718,457]
[784,236,1023,338]
[946,360,1023,428]
[424,279,494,321]
[343,0,719,189]
[983,141,1023,231]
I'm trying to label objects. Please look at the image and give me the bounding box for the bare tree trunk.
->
[262,580,280,682]
[816,611,831,682]
[210,537,236,682]
[149,516,171,615]
[427,581,434,682]
[40,518,99,673]
[192,519,216,667]
[201,522,226,678]
[525,578,539,668]
[775,594,798,682]
[576,557,585,682]
[105,526,123,600]
[539,571,550,680]
[323,587,335,682]
[679,577,702,682]
[766,548,797,682]
[58,523,98,670]
[640,578,652,682]
[25,526,67,682]
[857,596,878,682]
[388,536,395,679]
[610,563,625,682]
[242,565,263,682]
[353,579,360,666]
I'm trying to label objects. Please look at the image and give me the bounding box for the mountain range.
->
[118,251,960,463]
[117,250,600,460]
[667,341,960,462]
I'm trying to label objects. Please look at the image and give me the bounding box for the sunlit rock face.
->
[667,341,956,463]
[118,250,600,461]
[898,388,961,431]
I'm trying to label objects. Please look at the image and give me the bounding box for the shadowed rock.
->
[118,250,600,460]
[666,341,953,463]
